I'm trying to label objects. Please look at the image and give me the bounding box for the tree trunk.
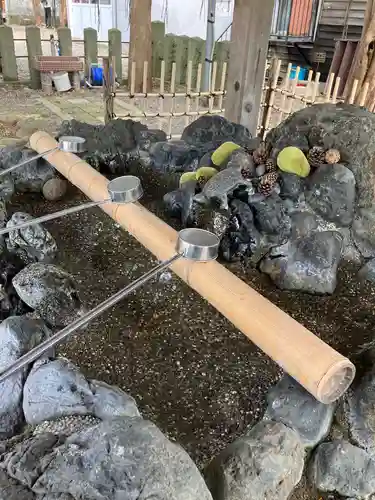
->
[32,0,42,26]
[345,0,375,101]
[128,0,152,92]
[60,0,67,27]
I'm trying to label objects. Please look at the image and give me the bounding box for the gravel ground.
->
[8,164,375,500]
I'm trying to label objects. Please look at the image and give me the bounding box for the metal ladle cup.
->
[0,228,220,383]
[0,175,143,238]
[0,136,86,178]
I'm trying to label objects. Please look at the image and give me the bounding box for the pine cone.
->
[253,142,268,165]
[325,148,340,164]
[265,158,277,173]
[258,171,278,196]
[307,146,325,167]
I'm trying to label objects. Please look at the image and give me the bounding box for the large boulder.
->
[266,103,375,256]
[205,420,304,500]
[182,115,252,150]
[23,358,141,425]
[0,316,50,438]
[0,418,213,500]
[264,375,335,448]
[310,440,375,498]
[260,230,343,294]
[12,263,83,327]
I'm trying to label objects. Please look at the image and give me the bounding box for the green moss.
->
[277,147,310,178]
[211,142,241,167]
[196,166,218,182]
[179,171,197,187]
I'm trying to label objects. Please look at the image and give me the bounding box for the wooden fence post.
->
[151,21,165,78]
[103,57,114,124]
[84,28,98,78]
[226,0,274,136]
[0,25,17,81]
[187,37,205,88]
[108,28,122,83]
[26,26,42,90]
[58,27,72,56]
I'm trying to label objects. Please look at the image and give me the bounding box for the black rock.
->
[260,230,343,294]
[199,151,214,168]
[278,171,304,201]
[181,115,252,149]
[57,118,148,174]
[310,440,375,498]
[149,140,202,173]
[265,375,335,448]
[163,180,197,227]
[0,252,30,320]
[306,164,356,226]
[251,194,291,245]
[134,128,167,151]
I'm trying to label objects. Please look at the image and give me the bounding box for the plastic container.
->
[290,65,308,81]
[91,66,103,86]
[52,72,71,92]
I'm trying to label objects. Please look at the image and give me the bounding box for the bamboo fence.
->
[103,56,374,139]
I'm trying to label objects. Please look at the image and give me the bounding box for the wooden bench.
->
[34,56,84,95]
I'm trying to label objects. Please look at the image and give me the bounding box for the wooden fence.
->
[103,57,227,139]
[0,21,230,89]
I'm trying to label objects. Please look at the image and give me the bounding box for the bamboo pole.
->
[29,131,356,404]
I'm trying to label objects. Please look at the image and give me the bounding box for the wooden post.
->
[103,57,114,124]
[26,26,42,90]
[60,0,67,27]
[128,0,152,92]
[32,0,42,26]
[0,25,18,81]
[225,0,275,136]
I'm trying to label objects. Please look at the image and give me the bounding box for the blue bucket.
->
[91,66,103,86]
[290,65,308,81]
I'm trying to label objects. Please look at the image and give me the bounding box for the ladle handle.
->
[0,253,181,383]
[0,146,59,177]
[0,199,111,237]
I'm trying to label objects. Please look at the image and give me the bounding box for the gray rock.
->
[358,258,375,282]
[30,418,212,500]
[338,227,362,264]
[226,149,256,177]
[163,180,197,227]
[0,177,15,202]
[6,213,57,264]
[264,375,335,448]
[182,115,252,150]
[260,230,343,294]
[0,316,50,438]
[310,440,375,498]
[199,151,214,168]
[89,379,141,420]
[256,164,266,177]
[306,164,356,226]
[42,178,67,201]
[12,263,83,327]
[251,194,291,245]
[344,368,375,454]
[195,166,254,210]
[23,358,93,425]
[289,211,318,240]
[205,420,304,500]
[279,171,304,201]
[0,469,35,499]
[352,207,375,258]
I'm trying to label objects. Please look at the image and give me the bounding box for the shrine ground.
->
[2,87,374,500]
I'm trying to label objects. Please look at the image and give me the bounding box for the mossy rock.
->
[211,141,242,167]
[277,146,310,178]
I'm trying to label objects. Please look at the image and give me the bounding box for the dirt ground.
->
[1,87,371,500]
